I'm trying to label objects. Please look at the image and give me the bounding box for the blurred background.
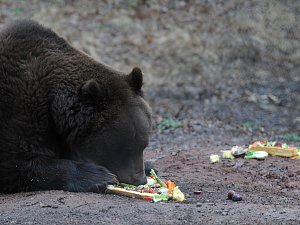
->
[1,0,299,151]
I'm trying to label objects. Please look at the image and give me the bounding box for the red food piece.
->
[227,190,235,199]
[143,197,153,201]
[251,141,266,147]
[194,191,203,195]
[143,188,156,194]
[274,142,282,147]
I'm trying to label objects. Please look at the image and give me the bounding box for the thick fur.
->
[0,20,152,193]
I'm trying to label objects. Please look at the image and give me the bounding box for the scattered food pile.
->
[210,140,300,163]
[107,169,185,202]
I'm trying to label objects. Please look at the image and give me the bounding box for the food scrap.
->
[221,150,235,159]
[210,140,299,162]
[210,154,220,163]
[244,150,268,160]
[248,141,299,158]
[106,169,185,202]
[227,190,242,201]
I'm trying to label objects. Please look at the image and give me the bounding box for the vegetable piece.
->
[150,169,167,188]
[172,186,185,202]
[146,177,156,186]
[143,197,153,201]
[157,187,169,195]
[165,180,176,194]
[106,186,157,199]
[267,141,276,147]
[120,183,137,189]
[282,143,289,148]
[153,195,169,202]
[244,150,268,159]
[144,188,156,194]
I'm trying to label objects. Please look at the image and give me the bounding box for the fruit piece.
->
[193,191,202,195]
[173,186,185,202]
[210,154,220,163]
[232,194,242,201]
[222,150,235,159]
[250,141,266,147]
[227,190,235,199]
[274,142,282,147]
[165,180,176,194]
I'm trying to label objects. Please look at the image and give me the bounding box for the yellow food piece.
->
[172,186,185,202]
[106,186,157,199]
[222,150,235,159]
[210,154,220,163]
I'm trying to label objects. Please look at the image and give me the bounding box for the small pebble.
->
[222,211,228,216]
[196,202,202,207]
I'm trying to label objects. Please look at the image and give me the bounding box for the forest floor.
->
[1,0,300,224]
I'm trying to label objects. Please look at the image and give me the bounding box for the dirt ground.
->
[1,1,300,224]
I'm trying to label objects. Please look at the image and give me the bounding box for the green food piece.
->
[107,185,115,189]
[244,150,268,159]
[158,187,169,195]
[146,177,156,186]
[268,141,276,147]
[120,183,136,189]
[281,143,289,148]
[153,195,169,202]
[150,169,167,188]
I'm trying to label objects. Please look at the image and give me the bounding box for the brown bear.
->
[0,19,152,193]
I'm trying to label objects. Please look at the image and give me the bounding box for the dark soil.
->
[1,1,300,224]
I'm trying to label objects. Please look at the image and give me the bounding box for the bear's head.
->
[53,67,151,186]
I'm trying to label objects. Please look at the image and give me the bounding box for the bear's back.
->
[0,20,74,123]
[0,19,67,50]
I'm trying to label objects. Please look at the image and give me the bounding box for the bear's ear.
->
[127,67,143,92]
[79,79,106,104]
